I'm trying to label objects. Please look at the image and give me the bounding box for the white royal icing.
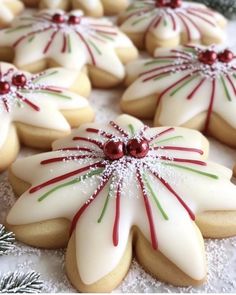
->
[0,62,90,149]
[119,0,226,45]
[7,115,236,285]
[0,9,135,78]
[122,45,236,130]
[0,0,23,24]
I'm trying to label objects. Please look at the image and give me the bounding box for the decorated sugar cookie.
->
[6,115,236,292]
[121,46,236,147]
[0,0,24,28]
[0,62,94,172]
[22,0,129,17]
[118,0,227,55]
[0,9,138,88]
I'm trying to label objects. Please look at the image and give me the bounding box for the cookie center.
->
[51,13,82,25]
[0,73,27,96]
[198,49,234,65]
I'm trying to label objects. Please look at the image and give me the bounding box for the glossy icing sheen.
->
[0,62,89,149]
[7,115,236,285]
[0,0,23,23]
[0,9,135,77]
[119,0,226,43]
[123,46,236,130]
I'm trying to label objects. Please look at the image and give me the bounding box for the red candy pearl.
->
[127,139,149,159]
[218,49,234,63]
[68,15,81,25]
[103,140,125,161]
[52,13,65,24]
[12,74,27,87]
[198,50,218,65]
[156,0,167,7]
[170,0,182,8]
[0,81,10,95]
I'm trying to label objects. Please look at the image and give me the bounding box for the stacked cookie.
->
[1,0,236,293]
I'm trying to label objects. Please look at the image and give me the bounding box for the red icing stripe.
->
[43,30,59,54]
[109,121,129,137]
[187,77,206,100]
[40,155,98,165]
[154,146,204,155]
[75,31,96,66]
[113,182,121,247]
[205,79,216,132]
[159,157,207,166]
[149,127,174,142]
[86,128,114,139]
[73,136,104,149]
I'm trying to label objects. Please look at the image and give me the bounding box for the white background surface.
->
[1,15,236,293]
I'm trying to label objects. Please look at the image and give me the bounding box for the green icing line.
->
[32,70,58,83]
[154,135,184,145]
[88,39,101,55]
[162,163,218,179]
[154,73,170,81]
[164,18,168,26]
[132,16,149,25]
[128,124,135,136]
[5,24,32,33]
[221,76,232,101]
[67,35,72,53]
[170,75,197,96]
[233,74,236,79]
[144,59,173,66]
[97,32,114,41]
[21,89,71,99]
[143,174,169,220]
[38,168,104,202]
[97,182,113,223]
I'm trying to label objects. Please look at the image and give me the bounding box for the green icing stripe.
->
[153,73,170,81]
[233,74,236,79]
[152,136,184,145]
[162,163,218,179]
[132,16,150,25]
[32,70,58,83]
[170,75,197,96]
[143,174,169,220]
[67,35,72,53]
[164,18,168,26]
[97,32,114,41]
[221,76,232,101]
[28,36,35,43]
[21,89,71,99]
[97,182,113,223]
[88,39,101,55]
[128,124,135,136]
[38,169,104,202]
[144,59,173,66]
[5,24,32,33]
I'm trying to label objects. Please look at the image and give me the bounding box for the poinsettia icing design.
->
[7,115,236,285]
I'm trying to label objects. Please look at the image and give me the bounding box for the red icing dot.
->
[198,50,218,65]
[0,81,10,95]
[68,15,81,25]
[218,49,234,63]
[127,139,149,158]
[52,13,65,24]
[170,0,182,8]
[103,140,125,161]
[12,74,27,87]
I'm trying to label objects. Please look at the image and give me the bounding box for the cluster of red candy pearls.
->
[103,139,150,161]
[0,74,26,95]
[198,49,234,65]
[52,13,81,25]
[156,0,182,9]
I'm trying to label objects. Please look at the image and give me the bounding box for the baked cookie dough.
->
[0,62,94,172]
[118,0,227,55]
[121,45,236,147]
[22,0,129,17]
[0,0,24,28]
[6,115,236,292]
[0,9,138,88]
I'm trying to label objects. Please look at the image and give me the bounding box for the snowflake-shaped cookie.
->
[23,0,129,17]
[0,9,138,88]
[122,46,236,147]
[6,115,236,292]
[0,0,24,28]
[0,62,94,171]
[118,0,227,55]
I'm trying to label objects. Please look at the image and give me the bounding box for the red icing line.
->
[153,16,162,28]
[137,170,158,250]
[73,136,104,149]
[204,79,216,132]
[122,8,152,23]
[16,93,40,111]
[178,12,201,37]
[142,69,173,82]
[3,68,14,77]
[226,74,236,95]
[59,147,94,153]
[144,15,162,41]
[187,10,216,26]
[30,161,104,194]
[75,31,96,66]
[109,121,129,137]
[187,77,206,100]
[188,8,214,17]
[2,97,9,112]
[40,155,98,165]
[140,62,190,77]
[170,49,191,57]
[69,173,112,236]
[149,127,174,142]
[150,169,195,220]
[167,12,177,31]
[158,156,207,166]
[176,13,192,42]
[61,33,67,53]
[86,128,113,139]
[113,182,121,247]
[43,30,58,54]
[155,146,204,155]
